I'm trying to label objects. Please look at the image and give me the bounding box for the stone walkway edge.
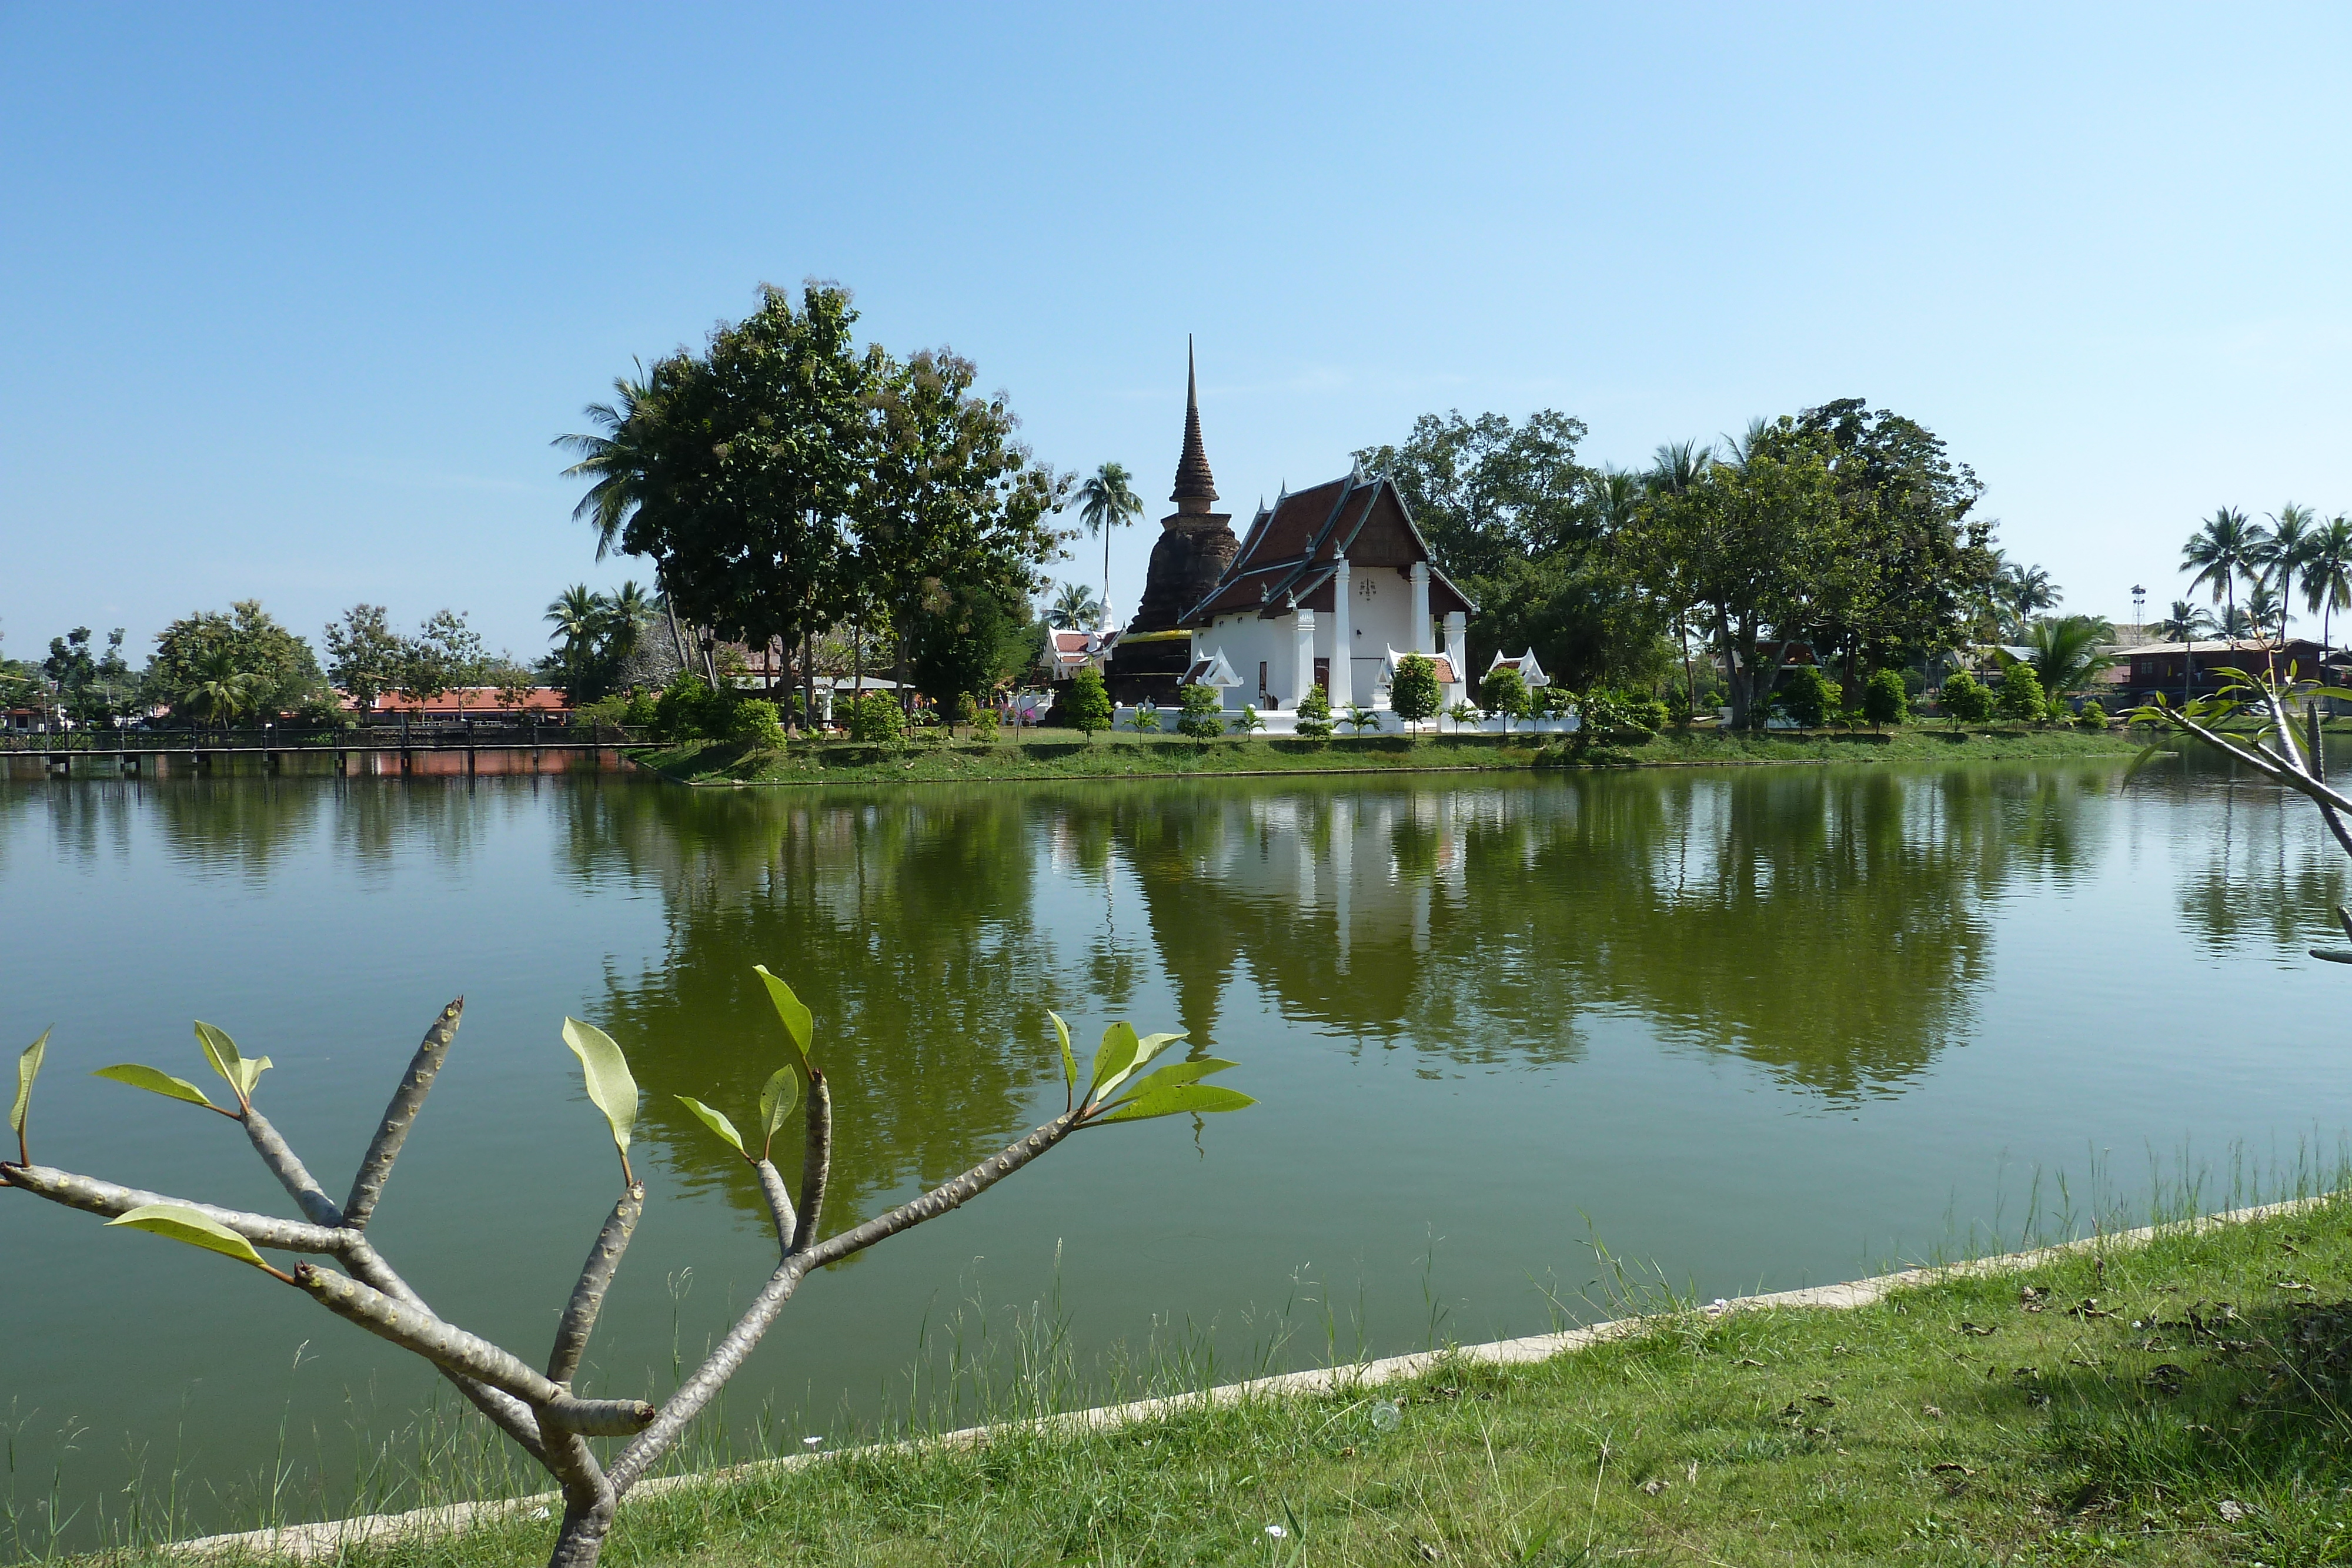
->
[177,1195,2326,1561]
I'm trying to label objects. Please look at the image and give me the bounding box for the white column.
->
[1330,555,1353,704]
[1291,609,1316,708]
[1410,561,1432,653]
[1443,610,1466,694]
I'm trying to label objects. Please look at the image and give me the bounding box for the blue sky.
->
[5,4,2348,663]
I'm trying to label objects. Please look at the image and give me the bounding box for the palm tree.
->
[2219,604,2257,640]
[180,647,258,729]
[2244,581,2284,644]
[546,586,604,666]
[2302,515,2352,656]
[2018,614,2115,700]
[2254,503,2318,641]
[2154,599,2215,642]
[1996,561,2058,637]
[604,580,655,666]
[1644,440,1713,496]
[554,365,664,560]
[2181,506,2267,634]
[2155,599,2217,703]
[1047,581,1103,630]
[1072,462,1143,629]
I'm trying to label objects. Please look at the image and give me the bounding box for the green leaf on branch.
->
[561,1018,639,1159]
[1087,1022,1140,1101]
[193,1021,272,1103]
[11,1029,49,1140]
[1099,1058,1237,1115]
[106,1202,272,1271]
[1048,1011,1077,1095]
[93,1063,219,1110]
[757,1066,799,1157]
[1091,1028,1186,1104]
[752,965,813,1068]
[1097,1084,1256,1124]
[675,1096,746,1158]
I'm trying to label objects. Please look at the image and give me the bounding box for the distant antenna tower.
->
[2131,583,2147,630]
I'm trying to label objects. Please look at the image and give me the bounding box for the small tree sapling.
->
[1,976,1248,1568]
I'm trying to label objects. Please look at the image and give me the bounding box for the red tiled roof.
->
[356,687,571,714]
[1180,473,1475,626]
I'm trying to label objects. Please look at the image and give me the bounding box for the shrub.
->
[653,674,728,742]
[1940,670,1993,725]
[1295,682,1334,740]
[1390,654,1440,733]
[1620,691,1669,734]
[1481,666,1528,730]
[1175,683,1225,740]
[950,693,978,731]
[1862,668,1908,728]
[1125,698,1163,733]
[728,699,785,751]
[1444,698,1480,733]
[1665,685,1694,727]
[1995,661,2047,723]
[1067,667,1112,738]
[2076,698,2109,730]
[1341,703,1383,736]
[846,690,903,743]
[623,690,659,728]
[1775,666,1841,729]
[573,694,630,730]
[1232,706,1265,736]
[968,706,1000,741]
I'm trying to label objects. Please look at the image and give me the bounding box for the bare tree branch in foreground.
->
[4,972,1248,1568]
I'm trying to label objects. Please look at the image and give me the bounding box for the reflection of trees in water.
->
[579,763,2136,1221]
[1114,767,2107,1102]
[2173,765,2350,959]
[146,775,325,877]
[564,783,1055,1238]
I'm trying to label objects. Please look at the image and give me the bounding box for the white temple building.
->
[1177,464,1478,715]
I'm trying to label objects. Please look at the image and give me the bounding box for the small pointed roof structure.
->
[1171,336,1218,508]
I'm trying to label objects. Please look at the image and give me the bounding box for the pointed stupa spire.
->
[1171,336,1218,509]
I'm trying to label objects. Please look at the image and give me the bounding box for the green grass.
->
[634,723,2156,788]
[115,1195,2352,1566]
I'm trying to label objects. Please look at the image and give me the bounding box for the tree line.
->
[2,602,533,730]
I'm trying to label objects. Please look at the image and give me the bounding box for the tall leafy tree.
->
[323,605,405,712]
[397,610,488,705]
[1791,399,1996,680]
[1071,462,1141,624]
[42,627,130,722]
[1628,420,1850,728]
[145,601,328,722]
[580,284,877,719]
[1357,409,1661,688]
[853,347,1069,708]
[2181,506,2266,633]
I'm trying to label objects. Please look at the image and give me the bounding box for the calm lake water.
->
[3,754,2348,1546]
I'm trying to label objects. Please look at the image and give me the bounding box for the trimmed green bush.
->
[1067,667,1112,737]
[1995,661,2046,723]
[1940,670,1993,725]
[1862,668,1908,728]
[1389,654,1440,733]
[1774,666,1842,729]
[2076,698,2108,730]
[728,698,785,750]
[1295,682,1333,740]
[653,674,729,741]
[846,690,903,743]
[1176,683,1225,740]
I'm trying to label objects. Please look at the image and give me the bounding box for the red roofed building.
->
[350,687,571,719]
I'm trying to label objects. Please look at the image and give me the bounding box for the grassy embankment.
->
[155,1193,2352,1566]
[636,723,2159,787]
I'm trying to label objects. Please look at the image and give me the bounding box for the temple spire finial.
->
[1172,335,1218,510]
